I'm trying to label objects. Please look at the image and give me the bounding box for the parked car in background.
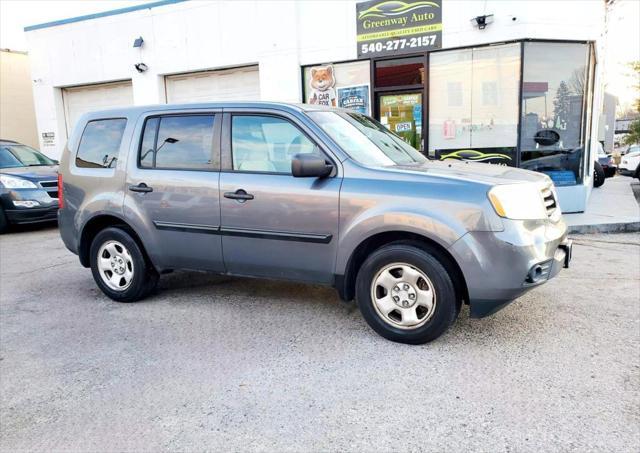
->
[620,143,639,155]
[0,140,59,233]
[57,103,572,344]
[619,145,640,179]
[596,142,616,178]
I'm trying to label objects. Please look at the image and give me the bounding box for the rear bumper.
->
[449,218,570,318]
[602,166,616,177]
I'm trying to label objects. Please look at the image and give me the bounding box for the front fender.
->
[335,208,466,275]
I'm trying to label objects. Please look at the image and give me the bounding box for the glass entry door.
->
[377,92,423,150]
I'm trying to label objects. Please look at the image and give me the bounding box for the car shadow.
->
[4,221,58,235]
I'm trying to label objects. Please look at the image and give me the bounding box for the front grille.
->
[541,186,557,217]
[39,180,58,199]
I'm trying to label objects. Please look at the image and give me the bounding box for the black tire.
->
[90,227,159,302]
[634,164,640,180]
[593,161,605,188]
[356,243,458,344]
[0,207,8,234]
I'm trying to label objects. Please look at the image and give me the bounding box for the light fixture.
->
[134,63,148,73]
[472,14,494,30]
[133,36,144,48]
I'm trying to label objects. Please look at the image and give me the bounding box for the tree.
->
[553,81,571,130]
[569,67,586,95]
[622,61,640,146]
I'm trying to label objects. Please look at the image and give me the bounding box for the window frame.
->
[221,111,337,177]
[136,112,221,172]
[75,117,128,169]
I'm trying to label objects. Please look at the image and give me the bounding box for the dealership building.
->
[25,0,606,212]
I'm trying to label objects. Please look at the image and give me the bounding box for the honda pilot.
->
[57,102,572,344]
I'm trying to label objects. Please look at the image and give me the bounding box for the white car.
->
[619,145,640,179]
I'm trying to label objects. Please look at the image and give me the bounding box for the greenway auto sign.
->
[356,0,442,58]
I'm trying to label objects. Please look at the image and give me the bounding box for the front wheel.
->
[90,227,159,302]
[356,243,458,344]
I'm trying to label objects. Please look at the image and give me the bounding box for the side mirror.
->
[291,153,333,178]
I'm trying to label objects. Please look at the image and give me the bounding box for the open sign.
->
[395,122,412,132]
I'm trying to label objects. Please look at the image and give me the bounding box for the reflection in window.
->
[520,42,589,185]
[428,44,520,159]
[232,116,318,174]
[76,119,127,168]
[140,115,214,170]
[375,57,425,87]
[447,82,463,107]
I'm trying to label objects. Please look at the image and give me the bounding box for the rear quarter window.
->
[76,118,127,168]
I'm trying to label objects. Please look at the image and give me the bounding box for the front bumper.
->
[449,217,570,318]
[1,189,59,224]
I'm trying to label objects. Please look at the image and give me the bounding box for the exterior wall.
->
[25,0,606,211]
[0,50,39,148]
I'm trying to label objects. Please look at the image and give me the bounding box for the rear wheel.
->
[90,227,158,302]
[356,243,458,344]
[593,161,605,188]
[634,163,640,180]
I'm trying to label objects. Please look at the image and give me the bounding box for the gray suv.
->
[58,102,571,344]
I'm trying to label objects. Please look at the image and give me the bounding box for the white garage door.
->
[62,81,133,136]
[165,66,260,104]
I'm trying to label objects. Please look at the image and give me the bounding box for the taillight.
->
[57,172,64,209]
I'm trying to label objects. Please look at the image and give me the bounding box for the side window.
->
[139,115,215,170]
[231,115,320,174]
[76,118,127,168]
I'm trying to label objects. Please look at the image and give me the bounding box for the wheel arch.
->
[78,213,152,269]
[336,230,469,307]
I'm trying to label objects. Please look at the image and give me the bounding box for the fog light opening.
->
[12,200,41,208]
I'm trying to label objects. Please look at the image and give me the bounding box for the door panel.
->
[219,173,340,282]
[219,112,341,283]
[125,112,224,272]
[377,92,423,151]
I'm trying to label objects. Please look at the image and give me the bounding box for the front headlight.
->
[0,174,38,189]
[488,184,547,220]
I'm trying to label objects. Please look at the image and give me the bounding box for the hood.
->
[384,160,550,186]
[0,165,59,182]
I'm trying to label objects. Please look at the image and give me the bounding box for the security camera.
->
[134,63,148,73]
[472,14,494,30]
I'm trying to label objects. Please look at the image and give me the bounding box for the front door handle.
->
[129,183,153,193]
[224,189,254,201]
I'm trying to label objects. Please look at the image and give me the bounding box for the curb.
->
[568,222,640,234]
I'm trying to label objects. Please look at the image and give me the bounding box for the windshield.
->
[0,145,56,168]
[308,111,426,167]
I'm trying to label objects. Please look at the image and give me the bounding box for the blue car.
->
[0,140,59,233]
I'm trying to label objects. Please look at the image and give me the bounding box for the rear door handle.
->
[224,189,254,201]
[129,183,153,193]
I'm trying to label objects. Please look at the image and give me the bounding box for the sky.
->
[1,0,639,112]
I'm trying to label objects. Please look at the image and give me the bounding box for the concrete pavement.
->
[1,226,639,451]
[564,176,640,233]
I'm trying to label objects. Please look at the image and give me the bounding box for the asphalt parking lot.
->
[1,226,639,451]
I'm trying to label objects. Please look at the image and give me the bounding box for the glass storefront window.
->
[428,43,520,165]
[303,61,371,115]
[378,93,423,150]
[374,57,425,88]
[519,42,590,185]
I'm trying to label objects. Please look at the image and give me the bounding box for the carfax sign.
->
[356,0,442,58]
